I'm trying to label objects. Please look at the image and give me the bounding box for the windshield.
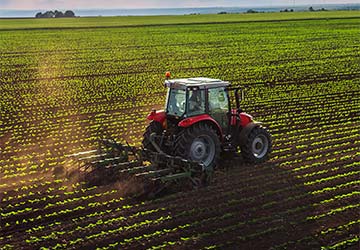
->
[166,89,186,116]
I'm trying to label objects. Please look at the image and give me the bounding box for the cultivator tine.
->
[91,156,130,167]
[126,140,140,161]
[119,165,156,175]
[153,172,192,182]
[135,168,172,178]
[67,150,98,158]
[78,153,109,161]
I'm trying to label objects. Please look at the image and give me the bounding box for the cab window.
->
[167,89,186,116]
[208,88,229,112]
[208,88,229,129]
[187,89,206,116]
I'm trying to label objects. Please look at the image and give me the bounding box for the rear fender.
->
[147,110,166,127]
[178,114,223,140]
[240,112,254,127]
[231,109,254,127]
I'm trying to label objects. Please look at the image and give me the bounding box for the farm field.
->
[1,11,360,249]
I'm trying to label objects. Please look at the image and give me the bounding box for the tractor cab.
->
[165,77,231,132]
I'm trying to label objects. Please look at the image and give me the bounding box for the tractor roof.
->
[165,77,230,90]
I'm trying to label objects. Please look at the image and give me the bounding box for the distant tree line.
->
[245,9,265,14]
[214,6,330,15]
[217,9,265,14]
[35,10,75,18]
[309,7,327,12]
[246,9,259,13]
[280,9,294,12]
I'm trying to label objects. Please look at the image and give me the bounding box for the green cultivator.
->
[69,138,207,197]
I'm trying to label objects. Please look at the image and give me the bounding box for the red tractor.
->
[143,73,272,171]
[71,73,272,194]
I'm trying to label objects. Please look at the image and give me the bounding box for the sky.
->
[0,0,358,10]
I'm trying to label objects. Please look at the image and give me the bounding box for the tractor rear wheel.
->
[174,123,221,185]
[241,126,272,163]
[142,121,163,151]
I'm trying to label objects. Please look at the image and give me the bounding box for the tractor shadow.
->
[199,153,323,249]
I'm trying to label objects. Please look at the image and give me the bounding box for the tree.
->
[309,6,315,12]
[64,10,75,17]
[43,11,55,18]
[35,12,42,18]
[246,9,258,14]
[54,10,64,18]
[35,10,75,18]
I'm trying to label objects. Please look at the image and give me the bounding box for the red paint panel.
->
[147,110,166,124]
[230,109,253,127]
[178,114,223,138]
[240,112,253,127]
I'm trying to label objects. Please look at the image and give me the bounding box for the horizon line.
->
[1,3,359,11]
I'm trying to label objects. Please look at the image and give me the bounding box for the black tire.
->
[142,121,163,151]
[174,123,221,171]
[241,126,272,163]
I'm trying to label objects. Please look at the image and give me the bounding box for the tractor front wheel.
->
[241,126,272,163]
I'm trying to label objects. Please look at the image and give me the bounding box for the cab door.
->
[208,87,229,132]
